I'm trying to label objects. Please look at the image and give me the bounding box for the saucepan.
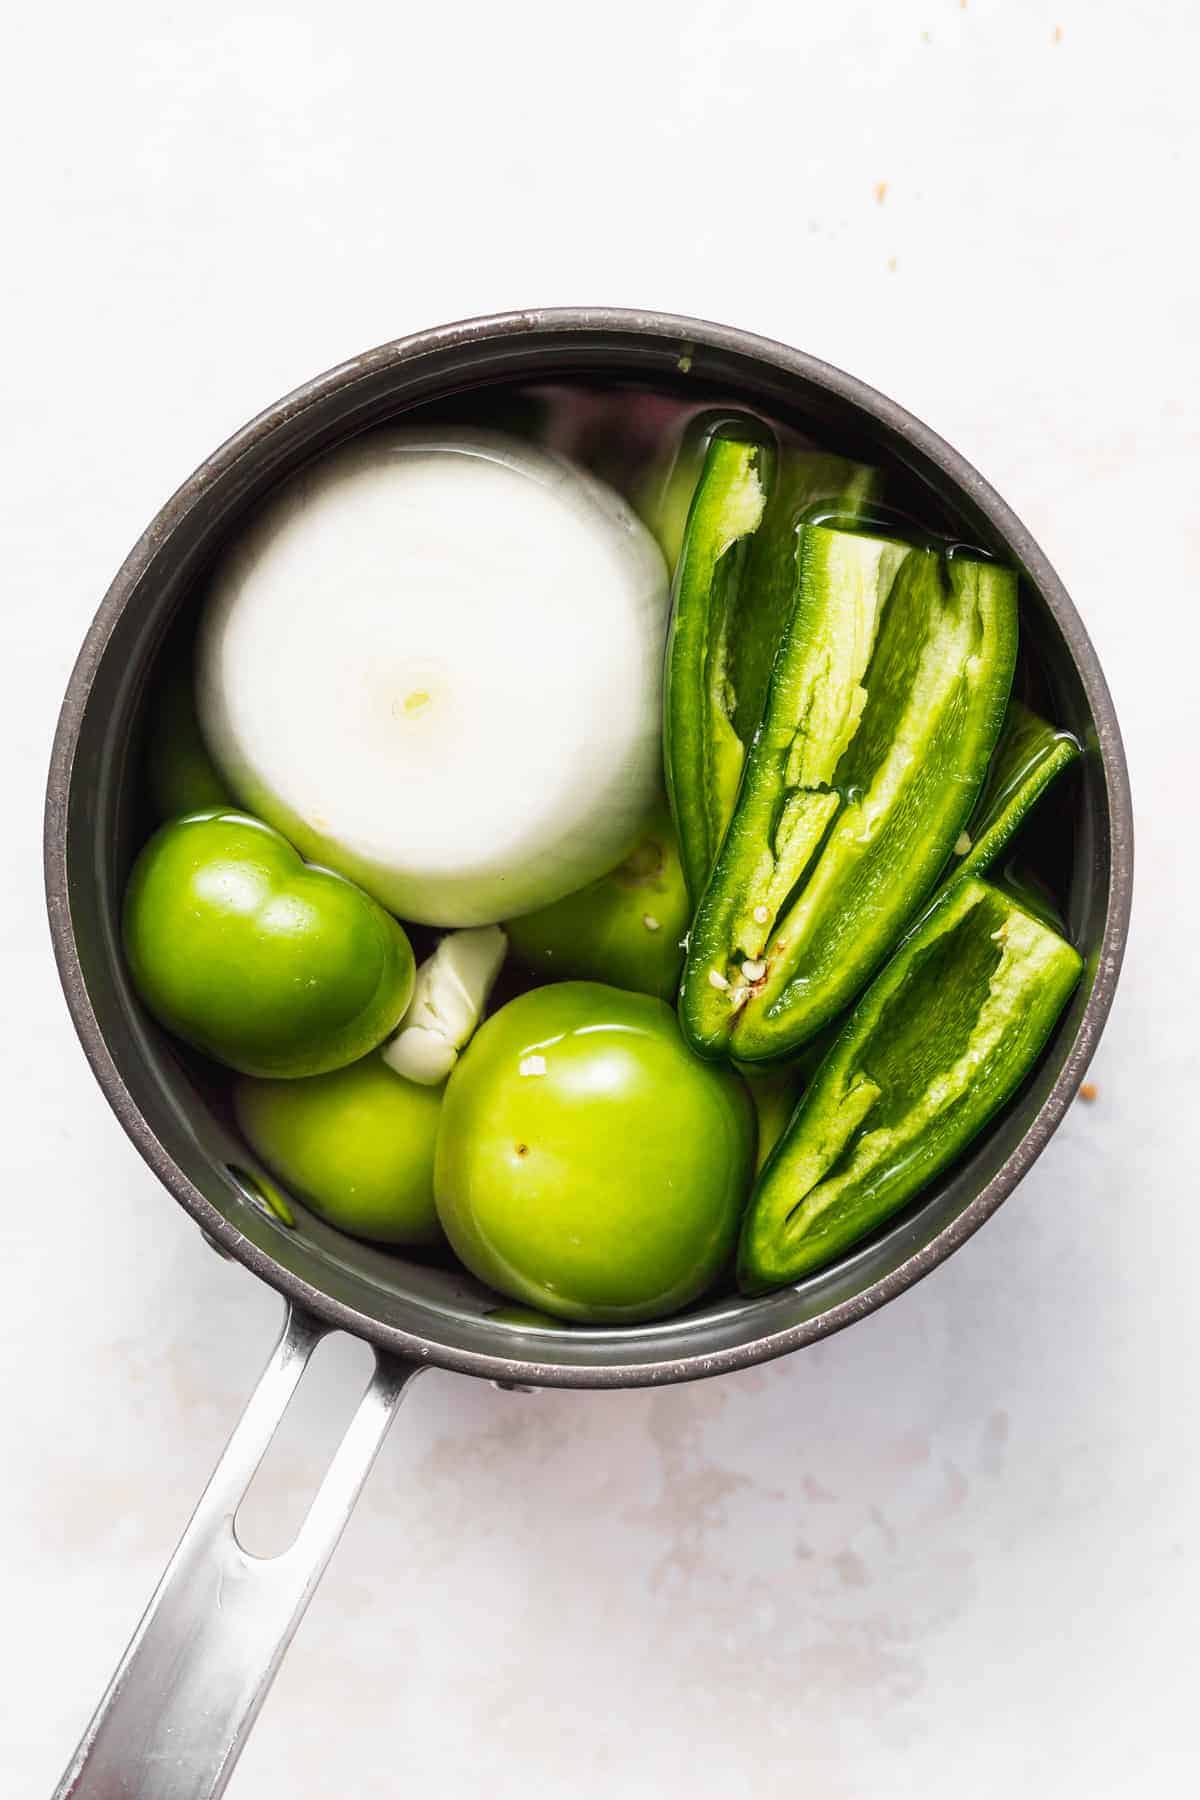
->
[44,308,1133,1799]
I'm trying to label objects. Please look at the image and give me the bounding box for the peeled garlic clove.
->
[384,1026,459,1086]
[383,926,507,1086]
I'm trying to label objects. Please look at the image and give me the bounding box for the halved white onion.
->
[196,428,669,925]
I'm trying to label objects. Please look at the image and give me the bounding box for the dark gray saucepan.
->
[44,308,1133,1799]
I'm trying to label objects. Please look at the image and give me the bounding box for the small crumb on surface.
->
[518,1054,547,1077]
[1078,1082,1098,1103]
[741,959,766,982]
[642,913,661,932]
[708,969,730,991]
[875,180,888,204]
[753,904,770,924]
[677,347,694,373]
[833,1549,869,1589]
[955,830,972,856]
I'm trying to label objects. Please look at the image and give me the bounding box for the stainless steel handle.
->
[55,1303,424,1799]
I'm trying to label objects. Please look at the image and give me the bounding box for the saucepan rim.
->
[43,306,1134,1388]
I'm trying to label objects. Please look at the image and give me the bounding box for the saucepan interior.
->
[44,310,1132,1388]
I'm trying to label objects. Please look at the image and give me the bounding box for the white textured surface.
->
[2,1,1193,1794]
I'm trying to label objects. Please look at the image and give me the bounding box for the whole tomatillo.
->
[123,810,414,1078]
[504,799,689,1001]
[434,982,755,1323]
[234,1053,442,1245]
[145,659,231,821]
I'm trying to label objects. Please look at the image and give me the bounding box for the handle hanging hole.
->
[235,1330,377,1559]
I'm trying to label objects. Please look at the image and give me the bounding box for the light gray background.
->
[4,1,1193,1794]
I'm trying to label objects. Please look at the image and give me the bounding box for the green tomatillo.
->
[485,1305,569,1330]
[739,1063,804,1173]
[145,659,232,820]
[123,810,415,1078]
[234,1053,442,1245]
[504,800,689,1001]
[434,982,755,1324]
